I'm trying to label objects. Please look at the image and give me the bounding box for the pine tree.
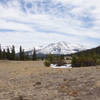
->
[72,55,78,67]
[6,47,10,60]
[32,48,37,60]
[22,49,25,60]
[19,46,23,60]
[11,45,16,60]
[47,54,55,63]
[0,44,2,60]
[2,49,6,59]
[19,46,25,60]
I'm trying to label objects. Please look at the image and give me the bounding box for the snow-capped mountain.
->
[26,41,86,55]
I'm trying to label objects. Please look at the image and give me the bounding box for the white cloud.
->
[0,0,100,49]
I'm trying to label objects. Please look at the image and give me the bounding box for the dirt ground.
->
[0,60,100,100]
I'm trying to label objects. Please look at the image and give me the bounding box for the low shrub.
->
[72,55,99,67]
[44,60,50,67]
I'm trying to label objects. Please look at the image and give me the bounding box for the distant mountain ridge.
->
[75,46,100,55]
[25,41,86,55]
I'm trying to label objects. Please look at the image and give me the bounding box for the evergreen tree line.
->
[0,45,37,61]
[72,46,100,67]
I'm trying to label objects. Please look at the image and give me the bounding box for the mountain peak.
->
[36,41,86,55]
[25,41,86,56]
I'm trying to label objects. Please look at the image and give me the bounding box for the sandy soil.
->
[0,60,100,100]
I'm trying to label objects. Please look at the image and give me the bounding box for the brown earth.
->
[0,60,100,100]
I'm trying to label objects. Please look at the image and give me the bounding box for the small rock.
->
[33,82,41,86]
[12,96,24,100]
[35,82,41,85]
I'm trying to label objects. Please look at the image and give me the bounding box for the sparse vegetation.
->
[72,46,100,67]
[0,61,100,100]
[44,54,66,67]
[44,60,51,67]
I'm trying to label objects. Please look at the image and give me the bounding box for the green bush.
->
[96,59,100,65]
[44,60,51,67]
[47,54,55,63]
[45,54,67,66]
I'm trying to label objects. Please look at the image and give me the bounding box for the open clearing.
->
[0,61,100,100]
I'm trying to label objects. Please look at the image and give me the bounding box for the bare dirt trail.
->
[0,61,100,100]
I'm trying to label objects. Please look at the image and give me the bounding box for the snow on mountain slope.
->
[24,41,86,55]
[36,41,86,55]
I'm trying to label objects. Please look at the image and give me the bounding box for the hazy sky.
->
[0,0,100,50]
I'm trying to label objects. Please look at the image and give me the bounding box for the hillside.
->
[72,46,100,67]
[75,46,100,55]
